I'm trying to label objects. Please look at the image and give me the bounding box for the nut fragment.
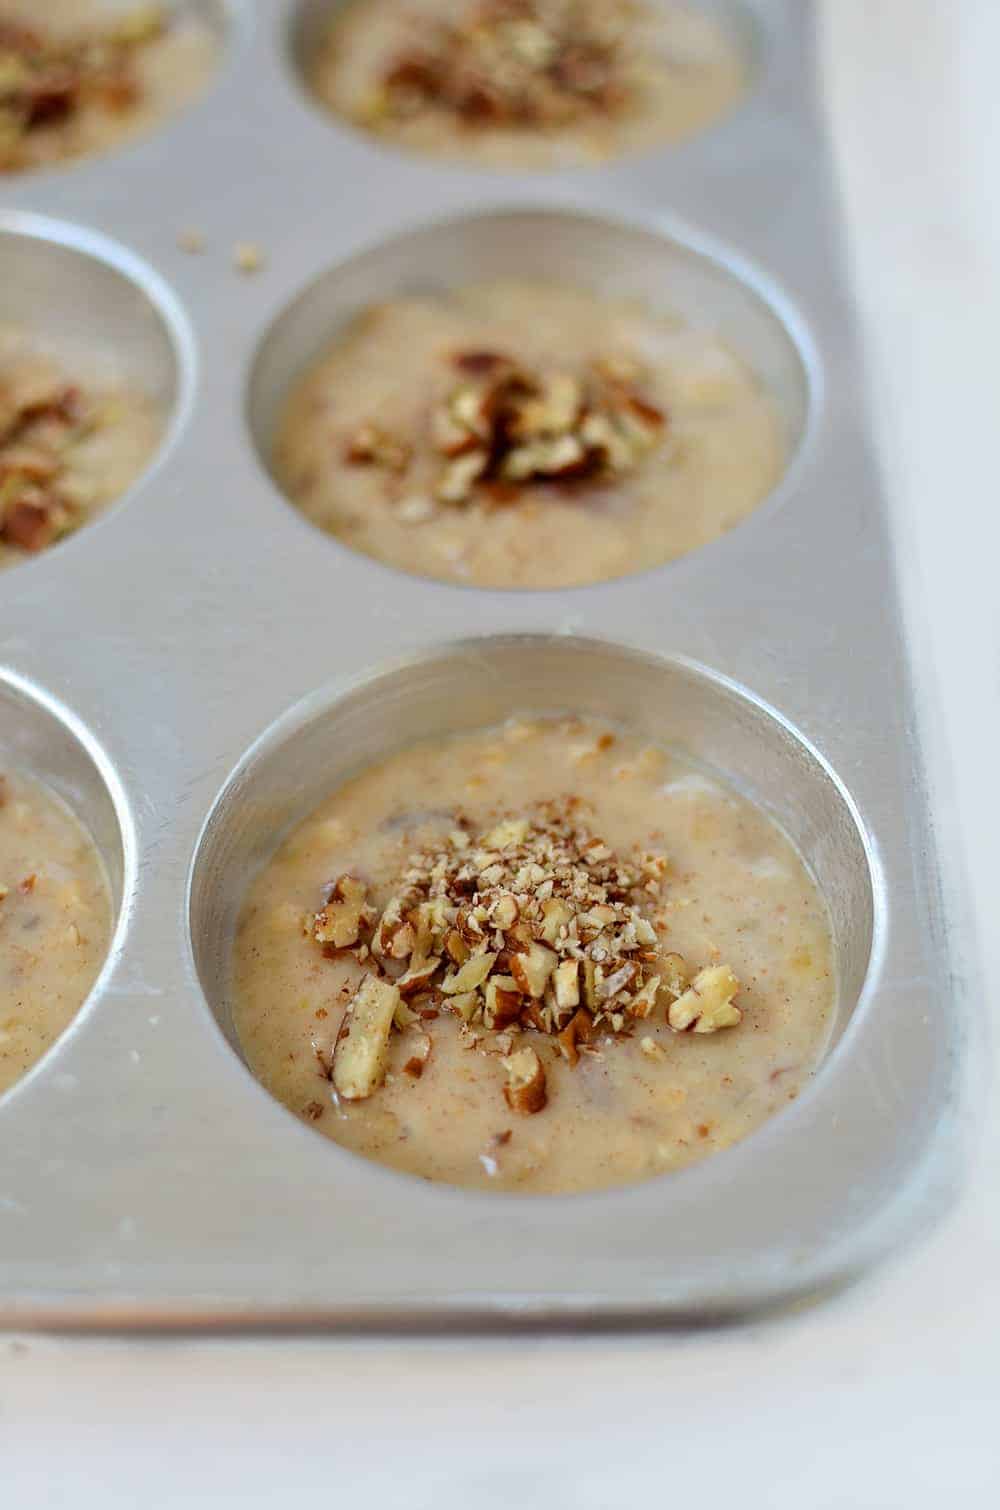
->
[435,447,487,503]
[402,1032,432,1078]
[386,921,416,960]
[369,0,632,134]
[396,954,442,997]
[483,974,523,1029]
[481,817,529,850]
[393,999,419,1030]
[553,957,579,1011]
[447,990,480,1024]
[556,1008,593,1067]
[345,338,668,517]
[441,950,497,995]
[491,893,519,930]
[311,874,369,948]
[332,974,401,1100]
[538,896,573,944]
[501,1046,547,1115]
[668,965,742,1034]
[510,940,557,998]
[629,973,660,1019]
[660,951,690,997]
[345,423,411,473]
[444,928,470,964]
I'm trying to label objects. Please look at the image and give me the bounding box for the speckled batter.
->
[231,717,835,1194]
[0,767,112,1097]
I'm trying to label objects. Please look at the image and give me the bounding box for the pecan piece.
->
[501,1045,547,1115]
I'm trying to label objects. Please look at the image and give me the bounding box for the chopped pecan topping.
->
[0,368,99,552]
[501,1045,547,1114]
[305,794,742,1112]
[342,347,666,516]
[0,6,168,173]
[311,874,373,949]
[362,0,633,134]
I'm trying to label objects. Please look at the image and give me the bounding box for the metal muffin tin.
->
[0,0,970,1326]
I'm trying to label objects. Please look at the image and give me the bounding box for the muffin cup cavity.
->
[0,212,195,566]
[190,635,875,1085]
[289,0,764,170]
[247,206,816,587]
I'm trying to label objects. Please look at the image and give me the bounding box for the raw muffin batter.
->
[274,281,786,588]
[0,767,112,1097]
[232,717,835,1194]
[0,2,217,175]
[308,0,746,170]
[0,326,162,567]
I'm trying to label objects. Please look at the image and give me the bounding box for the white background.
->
[3,2,998,1502]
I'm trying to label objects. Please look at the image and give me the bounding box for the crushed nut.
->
[402,1032,432,1078]
[509,939,557,998]
[342,346,667,515]
[305,799,740,1112]
[311,874,371,949]
[393,999,419,1030]
[501,1045,547,1114]
[553,957,580,1010]
[556,1008,593,1067]
[668,965,742,1034]
[331,974,401,1100]
[659,951,690,998]
[344,422,411,472]
[483,974,523,1029]
[0,371,99,552]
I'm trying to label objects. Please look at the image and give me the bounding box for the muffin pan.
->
[0,0,969,1325]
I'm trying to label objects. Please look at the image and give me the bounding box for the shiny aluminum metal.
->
[0,0,970,1325]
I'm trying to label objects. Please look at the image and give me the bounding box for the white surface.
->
[3,2,998,1503]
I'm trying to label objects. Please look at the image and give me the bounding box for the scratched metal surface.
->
[0,0,970,1325]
